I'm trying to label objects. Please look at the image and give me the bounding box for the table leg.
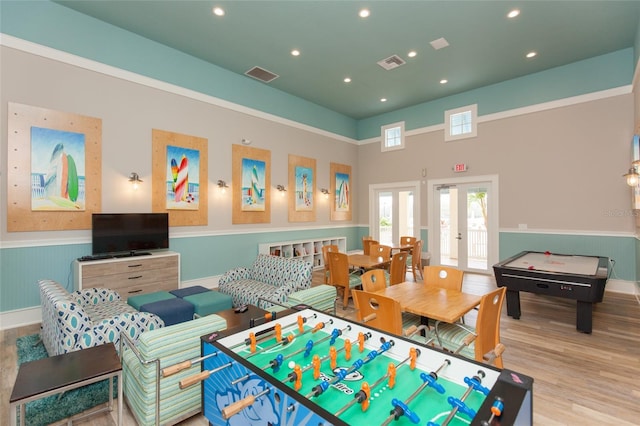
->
[576,301,593,333]
[505,289,521,319]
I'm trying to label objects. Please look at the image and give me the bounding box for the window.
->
[445,104,477,141]
[381,121,405,152]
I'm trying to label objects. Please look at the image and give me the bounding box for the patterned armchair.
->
[39,279,164,356]
[217,254,312,309]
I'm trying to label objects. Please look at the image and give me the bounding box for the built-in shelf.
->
[258,237,347,269]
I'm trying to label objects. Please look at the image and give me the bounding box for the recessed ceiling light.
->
[526,51,537,58]
[507,9,520,18]
[380,98,387,102]
[213,7,225,16]
[440,79,448,84]
[344,77,352,83]
[408,51,417,58]
[359,9,370,18]
[291,49,301,56]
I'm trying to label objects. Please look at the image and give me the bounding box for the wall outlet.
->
[518,224,527,230]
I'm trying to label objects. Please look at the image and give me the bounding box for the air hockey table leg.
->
[505,289,521,320]
[576,300,593,333]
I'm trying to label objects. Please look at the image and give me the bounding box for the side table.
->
[10,343,122,426]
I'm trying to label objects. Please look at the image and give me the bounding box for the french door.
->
[369,181,420,246]
[428,175,498,272]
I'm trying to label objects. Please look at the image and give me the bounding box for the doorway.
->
[369,181,420,246]
[427,175,499,273]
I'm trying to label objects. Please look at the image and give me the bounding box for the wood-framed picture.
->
[288,154,316,222]
[7,102,102,231]
[152,129,208,226]
[232,144,271,224]
[330,162,352,221]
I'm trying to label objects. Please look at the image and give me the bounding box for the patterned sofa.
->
[218,254,313,309]
[38,279,164,356]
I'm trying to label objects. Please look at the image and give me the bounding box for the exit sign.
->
[453,163,467,172]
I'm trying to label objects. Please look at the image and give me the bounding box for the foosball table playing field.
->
[181,308,533,425]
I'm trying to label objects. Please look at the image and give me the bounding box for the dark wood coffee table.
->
[9,343,122,426]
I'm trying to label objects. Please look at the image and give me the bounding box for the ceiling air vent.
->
[245,66,279,83]
[377,55,406,71]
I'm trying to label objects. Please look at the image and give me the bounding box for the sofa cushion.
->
[220,278,293,309]
[128,291,176,310]
[250,254,312,289]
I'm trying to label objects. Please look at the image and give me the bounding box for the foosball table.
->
[183,308,533,425]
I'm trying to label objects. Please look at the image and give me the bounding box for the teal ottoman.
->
[184,291,233,317]
[127,291,176,310]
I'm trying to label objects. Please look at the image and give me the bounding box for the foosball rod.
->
[380,359,450,426]
[439,371,490,426]
[305,340,394,399]
[334,347,423,417]
[221,387,271,420]
[161,351,220,377]
[229,313,317,351]
[245,318,333,359]
[262,325,351,371]
[179,361,233,389]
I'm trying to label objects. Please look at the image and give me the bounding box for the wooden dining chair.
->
[399,236,416,248]
[327,252,362,309]
[423,264,464,291]
[432,287,507,368]
[406,239,424,281]
[352,290,424,341]
[388,251,408,285]
[369,244,392,262]
[360,269,387,292]
[321,244,339,284]
[362,238,377,256]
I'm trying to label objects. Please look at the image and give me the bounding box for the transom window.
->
[381,121,405,152]
[445,104,477,141]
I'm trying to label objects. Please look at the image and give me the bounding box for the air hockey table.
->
[195,308,533,426]
[493,251,609,333]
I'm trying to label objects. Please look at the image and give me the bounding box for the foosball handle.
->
[221,395,257,419]
[390,398,420,423]
[179,371,211,389]
[162,360,191,377]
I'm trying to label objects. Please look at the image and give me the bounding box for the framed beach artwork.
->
[152,129,208,226]
[288,155,316,222]
[7,102,102,231]
[330,162,352,221]
[232,144,271,224]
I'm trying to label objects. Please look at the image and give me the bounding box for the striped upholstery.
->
[286,285,337,313]
[122,314,227,426]
[430,323,476,360]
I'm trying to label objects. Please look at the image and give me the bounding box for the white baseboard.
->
[1,276,635,331]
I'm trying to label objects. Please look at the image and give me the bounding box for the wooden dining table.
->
[347,254,389,269]
[373,281,482,323]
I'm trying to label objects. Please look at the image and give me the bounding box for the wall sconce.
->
[217,179,229,193]
[276,185,287,196]
[128,172,143,190]
[320,188,330,198]
[623,160,640,186]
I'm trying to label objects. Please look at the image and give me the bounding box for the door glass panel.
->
[439,187,458,267]
[466,187,488,270]
[398,190,414,240]
[378,191,393,245]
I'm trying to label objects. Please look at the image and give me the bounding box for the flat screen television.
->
[92,213,169,256]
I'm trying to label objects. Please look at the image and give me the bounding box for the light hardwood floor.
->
[2,271,639,425]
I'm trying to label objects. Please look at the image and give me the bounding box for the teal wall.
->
[0,0,358,139]
[499,232,637,280]
[0,227,362,311]
[357,48,634,139]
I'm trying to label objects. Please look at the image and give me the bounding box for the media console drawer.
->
[73,251,180,297]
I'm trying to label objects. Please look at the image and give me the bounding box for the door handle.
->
[455,232,462,240]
